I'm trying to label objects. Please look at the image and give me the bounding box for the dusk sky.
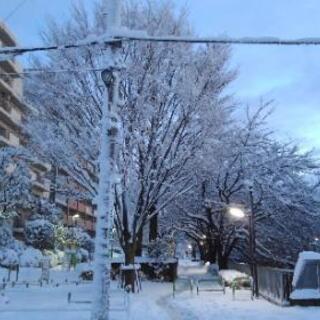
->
[1,0,319,150]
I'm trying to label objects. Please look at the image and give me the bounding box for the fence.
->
[111,258,178,282]
[229,262,293,306]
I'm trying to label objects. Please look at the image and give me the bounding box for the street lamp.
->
[72,214,80,227]
[228,199,259,298]
[229,207,246,219]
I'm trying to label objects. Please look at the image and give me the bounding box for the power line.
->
[0,67,105,76]
[4,0,28,22]
[1,34,320,58]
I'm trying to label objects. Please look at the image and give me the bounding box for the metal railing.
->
[229,262,293,306]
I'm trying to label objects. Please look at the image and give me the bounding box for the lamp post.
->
[229,189,259,298]
[248,185,259,298]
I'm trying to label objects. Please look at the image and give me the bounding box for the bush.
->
[19,247,43,267]
[0,249,19,267]
[43,249,65,267]
[0,226,14,248]
[25,219,55,250]
[67,227,94,254]
[9,240,25,257]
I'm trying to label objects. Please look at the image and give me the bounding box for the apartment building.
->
[0,23,51,236]
[0,22,96,237]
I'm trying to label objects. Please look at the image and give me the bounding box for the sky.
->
[1,0,320,150]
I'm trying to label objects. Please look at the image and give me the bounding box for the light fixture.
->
[229,207,245,219]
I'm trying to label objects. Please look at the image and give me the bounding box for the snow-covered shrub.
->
[43,250,58,267]
[19,247,43,267]
[0,248,19,267]
[55,249,65,264]
[25,219,55,250]
[54,224,68,250]
[8,239,25,257]
[0,225,14,248]
[0,227,25,266]
[67,227,94,254]
[43,249,65,267]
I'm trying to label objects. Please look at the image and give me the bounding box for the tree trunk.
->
[198,243,205,261]
[149,211,158,242]
[216,240,229,269]
[124,242,136,292]
[217,255,229,269]
[207,240,216,264]
[135,229,143,256]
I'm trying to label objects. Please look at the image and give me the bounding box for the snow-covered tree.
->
[175,105,320,268]
[25,0,234,289]
[0,147,31,222]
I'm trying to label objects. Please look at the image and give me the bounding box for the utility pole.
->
[91,1,122,319]
[248,185,259,298]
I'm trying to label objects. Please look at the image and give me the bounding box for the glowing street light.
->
[229,207,246,219]
[72,214,80,227]
[72,213,80,220]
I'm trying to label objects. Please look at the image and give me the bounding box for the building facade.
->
[0,22,96,237]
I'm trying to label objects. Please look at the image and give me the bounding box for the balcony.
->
[56,195,68,207]
[64,213,96,233]
[0,74,25,112]
[68,200,94,216]
[32,160,51,172]
[0,99,22,128]
[0,23,18,47]
[31,171,50,192]
[0,127,20,147]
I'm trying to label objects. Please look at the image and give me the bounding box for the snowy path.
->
[167,261,320,320]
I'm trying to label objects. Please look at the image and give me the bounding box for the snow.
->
[290,289,320,300]
[219,269,248,283]
[170,288,320,320]
[292,251,320,287]
[120,264,141,270]
[3,35,320,57]
[0,264,320,319]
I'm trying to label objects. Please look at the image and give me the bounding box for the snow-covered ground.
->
[170,287,320,320]
[0,265,173,320]
[0,262,320,319]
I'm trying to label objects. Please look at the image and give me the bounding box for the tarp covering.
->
[290,251,320,300]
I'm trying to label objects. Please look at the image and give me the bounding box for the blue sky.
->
[1,0,320,150]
